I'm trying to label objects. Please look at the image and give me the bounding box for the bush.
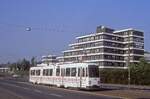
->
[100,68,128,84]
[100,58,150,85]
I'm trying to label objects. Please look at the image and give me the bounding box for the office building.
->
[62,26,144,68]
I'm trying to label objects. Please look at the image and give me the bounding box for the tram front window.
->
[89,66,99,77]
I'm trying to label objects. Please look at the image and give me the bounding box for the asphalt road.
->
[0,78,121,99]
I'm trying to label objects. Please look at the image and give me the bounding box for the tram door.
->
[78,67,86,88]
[61,68,65,86]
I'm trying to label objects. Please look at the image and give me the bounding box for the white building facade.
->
[62,26,144,69]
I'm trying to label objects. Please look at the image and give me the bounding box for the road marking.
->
[34,89,42,93]
[49,93,63,98]
[16,81,30,84]
[22,87,30,90]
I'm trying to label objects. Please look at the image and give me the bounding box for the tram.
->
[29,63,100,89]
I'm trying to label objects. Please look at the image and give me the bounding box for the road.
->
[0,78,120,99]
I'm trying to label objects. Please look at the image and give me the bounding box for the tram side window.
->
[43,69,53,76]
[71,68,76,77]
[49,69,53,76]
[89,66,99,77]
[36,70,40,76]
[45,69,48,76]
[43,69,48,76]
[56,68,60,76]
[66,68,70,76]
[31,70,35,76]
[86,68,88,77]
[33,70,35,75]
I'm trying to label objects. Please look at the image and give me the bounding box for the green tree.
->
[131,58,150,85]
[100,58,150,85]
[21,58,30,71]
[31,57,36,67]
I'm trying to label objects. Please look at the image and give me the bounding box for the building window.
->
[95,36,99,40]
[56,68,60,76]
[91,36,94,40]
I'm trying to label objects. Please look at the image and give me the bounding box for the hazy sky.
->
[0,0,150,63]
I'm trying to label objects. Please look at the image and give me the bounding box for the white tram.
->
[29,63,100,89]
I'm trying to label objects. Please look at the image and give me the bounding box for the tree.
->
[31,57,36,67]
[21,58,30,71]
[9,58,31,72]
[129,58,150,85]
[100,58,150,85]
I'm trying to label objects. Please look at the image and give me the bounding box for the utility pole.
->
[127,31,131,89]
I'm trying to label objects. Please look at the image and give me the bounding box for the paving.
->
[1,77,150,99]
[95,89,150,99]
[0,78,117,99]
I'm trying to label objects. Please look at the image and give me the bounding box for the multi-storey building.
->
[41,55,58,64]
[62,26,144,69]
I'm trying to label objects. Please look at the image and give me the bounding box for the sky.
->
[0,0,150,63]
